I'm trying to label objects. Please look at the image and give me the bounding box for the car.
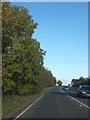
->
[62,85,68,90]
[77,85,90,98]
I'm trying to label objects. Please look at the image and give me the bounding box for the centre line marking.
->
[79,104,83,107]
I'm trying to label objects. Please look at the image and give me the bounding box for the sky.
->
[6,0,89,2]
[11,2,88,85]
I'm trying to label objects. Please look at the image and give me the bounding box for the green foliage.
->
[2,2,37,52]
[2,2,56,95]
[71,76,89,90]
[3,78,16,93]
[17,84,32,95]
[57,80,62,86]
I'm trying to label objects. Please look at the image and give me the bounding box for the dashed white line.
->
[15,94,44,120]
[79,104,83,107]
[59,89,90,110]
[60,90,64,93]
[67,95,90,110]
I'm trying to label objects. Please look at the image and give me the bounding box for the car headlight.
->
[82,92,86,94]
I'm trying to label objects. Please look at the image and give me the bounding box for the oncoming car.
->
[77,85,90,98]
[62,85,68,90]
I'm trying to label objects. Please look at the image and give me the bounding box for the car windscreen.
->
[63,86,68,88]
[80,86,90,90]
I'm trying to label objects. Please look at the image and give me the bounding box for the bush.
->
[17,84,32,95]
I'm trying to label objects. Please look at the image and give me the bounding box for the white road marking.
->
[59,89,90,110]
[15,94,44,120]
[68,95,90,110]
[60,90,64,93]
[79,104,83,107]
[35,95,44,103]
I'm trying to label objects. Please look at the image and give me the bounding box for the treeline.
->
[2,2,56,95]
[70,76,90,90]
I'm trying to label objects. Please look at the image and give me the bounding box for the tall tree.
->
[2,2,56,95]
[2,2,45,95]
[2,2,37,52]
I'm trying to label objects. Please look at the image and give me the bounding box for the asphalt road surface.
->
[17,87,90,118]
[0,85,2,97]
[0,85,2,119]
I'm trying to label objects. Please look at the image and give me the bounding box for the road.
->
[17,87,90,118]
[0,85,1,96]
[0,85,2,119]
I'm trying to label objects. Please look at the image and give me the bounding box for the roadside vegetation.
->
[2,2,56,95]
[70,76,90,91]
[2,2,58,117]
[2,87,52,118]
[57,80,62,87]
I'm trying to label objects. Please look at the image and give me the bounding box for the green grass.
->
[0,80,2,85]
[2,87,51,118]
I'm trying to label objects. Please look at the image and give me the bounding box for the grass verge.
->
[2,87,52,118]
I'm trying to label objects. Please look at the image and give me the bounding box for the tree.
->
[2,2,45,95]
[70,76,89,90]
[57,80,62,86]
[2,2,37,52]
[2,2,55,95]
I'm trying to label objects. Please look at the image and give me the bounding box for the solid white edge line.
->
[15,94,44,120]
[68,95,90,110]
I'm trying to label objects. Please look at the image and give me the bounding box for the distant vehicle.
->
[77,85,90,98]
[62,85,68,90]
